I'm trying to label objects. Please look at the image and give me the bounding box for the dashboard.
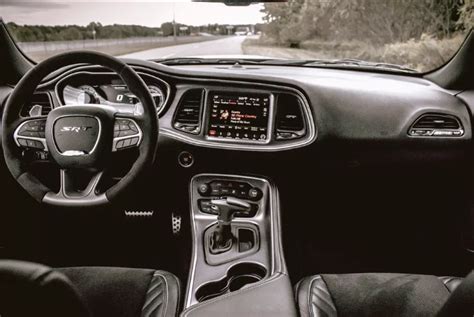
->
[19,59,471,156]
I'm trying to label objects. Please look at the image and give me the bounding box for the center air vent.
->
[173,89,204,134]
[274,93,306,140]
[409,113,463,137]
[21,92,53,117]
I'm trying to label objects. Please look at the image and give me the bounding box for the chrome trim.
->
[112,117,143,151]
[54,70,171,115]
[51,115,102,156]
[13,119,48,151]
[62,150,86,156]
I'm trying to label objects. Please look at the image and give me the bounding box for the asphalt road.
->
[120,36,247,59]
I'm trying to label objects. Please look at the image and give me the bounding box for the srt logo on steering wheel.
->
[60,126,93,133]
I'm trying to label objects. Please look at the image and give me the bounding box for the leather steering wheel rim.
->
[2,51,158,207]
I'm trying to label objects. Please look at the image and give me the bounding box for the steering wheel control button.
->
[122,138,132,147]
[112,119,141,151]
[17,138,28,147]
[130,137,139,146]
[178,151,194,168]
[17,120,47,138]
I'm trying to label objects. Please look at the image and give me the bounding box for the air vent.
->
[274,93,306,140]
[21,92,52,117]
[173,89,204,134]
[409,113,463,137]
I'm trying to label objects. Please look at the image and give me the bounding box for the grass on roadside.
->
[243,34,465,72]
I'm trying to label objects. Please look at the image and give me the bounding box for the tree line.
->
[6,22,258,42]
[261,0,473,47]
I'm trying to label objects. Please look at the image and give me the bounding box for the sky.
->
[0,1,266,27]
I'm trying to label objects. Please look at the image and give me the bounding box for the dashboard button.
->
[248,188,262,200]
[198,183,210,195]
[178,151,194,168]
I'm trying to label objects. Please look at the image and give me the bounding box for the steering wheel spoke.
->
[112,116,143,152]
[43,169,107,206]
[13,117,48,152]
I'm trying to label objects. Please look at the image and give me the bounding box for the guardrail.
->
[17,36,207,53]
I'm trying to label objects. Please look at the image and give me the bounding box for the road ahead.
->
[120,36,246,59]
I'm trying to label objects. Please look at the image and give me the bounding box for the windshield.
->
[1,0,472,73]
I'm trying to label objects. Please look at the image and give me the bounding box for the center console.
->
[182,174,296,316]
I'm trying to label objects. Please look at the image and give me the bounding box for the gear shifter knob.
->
[209,197,251,251]
[211,196,252,223]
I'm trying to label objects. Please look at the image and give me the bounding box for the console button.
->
[248,188,262,200]
[198,183,210,195]
[199,199,217,214]
[221,188,230,195]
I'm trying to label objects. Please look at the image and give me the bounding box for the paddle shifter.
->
[210,197,252,252]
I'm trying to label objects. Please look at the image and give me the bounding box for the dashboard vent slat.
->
[409,113,463,137]
[173,89,203,134]
[275,93,306,140]
[21,92,53,117]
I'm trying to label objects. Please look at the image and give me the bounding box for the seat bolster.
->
[438,276,463,293]
[141,270,180,317]
[295,275,337,317]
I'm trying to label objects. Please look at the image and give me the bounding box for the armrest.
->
[181,273,297,317]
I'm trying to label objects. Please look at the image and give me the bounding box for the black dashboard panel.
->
[28,58,471,155]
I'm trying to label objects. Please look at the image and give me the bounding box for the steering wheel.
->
[2,51,158,207]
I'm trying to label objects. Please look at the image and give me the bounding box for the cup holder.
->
[195,263,267,302]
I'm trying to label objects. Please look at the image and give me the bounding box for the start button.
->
[178,151,194,168]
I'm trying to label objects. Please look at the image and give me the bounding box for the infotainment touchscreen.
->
[207,93,270,142]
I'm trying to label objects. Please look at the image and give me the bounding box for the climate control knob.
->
[198,183,210,195]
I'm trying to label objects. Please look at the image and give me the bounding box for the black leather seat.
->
[295,272,473,317]
[0,260,180,317]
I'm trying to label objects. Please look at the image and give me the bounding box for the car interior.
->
[0,1,473,316]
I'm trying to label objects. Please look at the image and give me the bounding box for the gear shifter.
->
[210,197,251,252]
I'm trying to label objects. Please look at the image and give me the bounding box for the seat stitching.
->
[313,286,336,310]
[153,272,169,317]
